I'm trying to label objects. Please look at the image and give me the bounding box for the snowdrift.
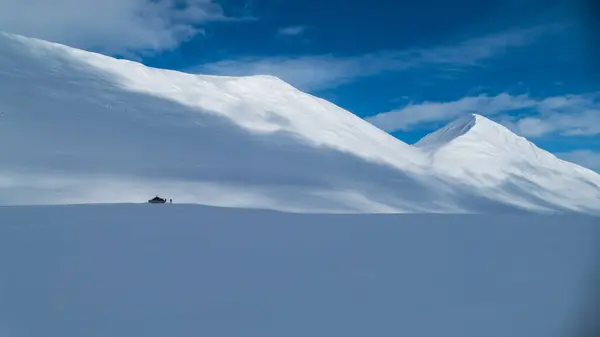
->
[0,32,599,214]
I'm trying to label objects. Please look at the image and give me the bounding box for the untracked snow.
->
[0,32,599,214]
[1,204,599,337]
[416,114,600,213]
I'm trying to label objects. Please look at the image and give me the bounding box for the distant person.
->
[169,199,172,204]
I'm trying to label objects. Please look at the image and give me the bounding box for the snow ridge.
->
[1,31,600,214]
[415,113,479,149]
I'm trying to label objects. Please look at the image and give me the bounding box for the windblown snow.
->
[0,32,599,214]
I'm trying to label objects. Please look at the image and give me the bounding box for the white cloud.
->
[0,0,242,55]
[366,93,536,132]
[277,26,306,36]
[513,117,554,137]
[558,150,600,172]
[197,25,561,91]
[517,109,600,137]
[200,55,369,91]
[366,91,600,137]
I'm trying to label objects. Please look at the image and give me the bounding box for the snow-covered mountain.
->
[0,32,599,214]
[417,114,600,213]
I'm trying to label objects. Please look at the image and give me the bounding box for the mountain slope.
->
[0,32,462,213]
[416,114,600,213]
[0,32,598,214]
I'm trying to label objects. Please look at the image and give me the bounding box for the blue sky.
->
[0,0,599,171]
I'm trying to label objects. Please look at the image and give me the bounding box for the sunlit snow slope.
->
[416,114,600,213]
[0,32,599,213]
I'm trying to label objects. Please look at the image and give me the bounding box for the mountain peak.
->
[416,112,578,176]
[415,113,507,149]
[414,113,571,169]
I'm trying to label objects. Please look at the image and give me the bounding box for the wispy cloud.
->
[366,92,600,138]
[367,93,536,132]
[277,26,306,36]
[200,55,367,91]
[558,150,600,172]
[0,0,251,55]
[197,25,561,91]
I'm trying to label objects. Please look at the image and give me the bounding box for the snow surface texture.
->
[0,32,599,214]
[1,204,600,337]
[416,114,600,212]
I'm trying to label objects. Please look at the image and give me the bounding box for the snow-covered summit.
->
[418,113,577,166]
[416,113,482,148]
[0,32,599,214]
[417,113,552,161]
[416,113,600,213]
[417,114,532,152]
